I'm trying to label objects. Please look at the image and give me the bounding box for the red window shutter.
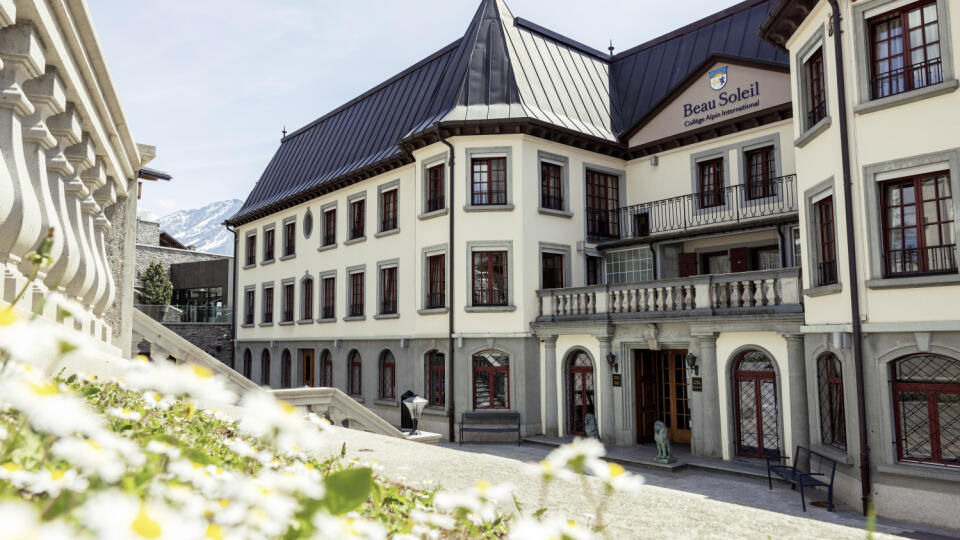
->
[678,253,698,277]
[730,247,749,273]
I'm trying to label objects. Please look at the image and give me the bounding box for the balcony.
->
[586,174,798,243]
[535,268,802,323]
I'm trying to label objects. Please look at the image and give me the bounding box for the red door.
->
[734,351,781,458]
[635,350,658,442]
[567,351,595,436]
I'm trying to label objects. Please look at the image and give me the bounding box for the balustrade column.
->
[44,103,81,293]
[62,135,96,303]
[92,180,117,316]
[79,158,106,309]
[541,335,559,437]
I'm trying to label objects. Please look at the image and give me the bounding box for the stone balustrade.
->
[537,267,803,322]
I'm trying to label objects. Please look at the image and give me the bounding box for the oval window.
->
[303,209,313,238]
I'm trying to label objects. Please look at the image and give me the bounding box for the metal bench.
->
[767,446,837,512]
[459,411,521,445]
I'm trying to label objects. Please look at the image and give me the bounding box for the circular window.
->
[303,209,313,238]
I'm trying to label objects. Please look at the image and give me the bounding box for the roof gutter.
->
[433,123,456,442]
[827,0,871,516]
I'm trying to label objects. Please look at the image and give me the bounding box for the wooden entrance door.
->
[300,349,315,387]
[567,351,595,436]
[635,349,691,444]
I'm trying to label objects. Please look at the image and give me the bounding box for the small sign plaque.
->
[692,377,703,392]
[612,374,622,387]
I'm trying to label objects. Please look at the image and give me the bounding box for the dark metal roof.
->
[758,0,819,51]
[229,0,789,226]
[138,167,172,181]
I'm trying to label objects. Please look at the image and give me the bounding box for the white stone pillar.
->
[597,336,616,444]
[785,333,809,467]
[696,332,723,458]
[541,335,559,437]
[43,103,81,293]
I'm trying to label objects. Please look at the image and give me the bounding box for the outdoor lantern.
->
[606,352,618,373]
[685,352,699,375]
[402,395,428,435]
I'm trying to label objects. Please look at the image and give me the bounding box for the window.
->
[792,226,802,268]
[380,189,397,232]
[427,254,445,309]
[350,199,365,240]
[263,228,275,261]
[380,266,397,315]
[349,272,364,317]
[586,170,620,239]
[751,246,781,271]
[282,282,294,322]
[244,289,255,325]
[379,350,395,399]
[541,161,563,210]
[320,350,333,387]
[869,2,942,100]
[472,251,507,306]
[605,248,653,285]
[471,157,507,206]
[322,276,335,319]
[882,172,955,276]
[817,353,847,450]
[426,351,445,407]
[541,252,564,289]
[301,278,313,320]
[587,255,602,286]
[891,353,960,466]
[303,210,313,238]
[281,349,291,388]
[283,220,296,257]
[242,349,252,379]
[427,164,444,212]
[261,350,271,385]
[262,285,274,324]
[815,196,838,285]
[348,350,362,396]
[806,48,827,128]
[698,159,725,208]
[473,351,509,409]
[245,233,256,266]
[745,147,776,200]
[323,209,336,246]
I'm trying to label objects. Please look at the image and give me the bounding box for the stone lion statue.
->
[654,420,672,462]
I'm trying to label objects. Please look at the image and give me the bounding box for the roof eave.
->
[758,0,819,52]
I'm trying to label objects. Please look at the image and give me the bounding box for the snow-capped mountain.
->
[156,199,242,256]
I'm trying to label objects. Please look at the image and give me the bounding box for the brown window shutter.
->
[678,253,698,277]
[730,247,749,273]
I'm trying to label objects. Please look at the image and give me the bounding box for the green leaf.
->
[320,467,373,516]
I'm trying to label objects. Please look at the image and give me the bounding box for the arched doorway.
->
[566,350,596,437]
[733,350,781,458]
[320,349,333,387]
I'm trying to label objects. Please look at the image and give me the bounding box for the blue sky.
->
[88,0,742,219]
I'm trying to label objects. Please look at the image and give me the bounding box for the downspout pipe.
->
[827,0,871,515]
[434,123,456,442]
[226,222,238,370]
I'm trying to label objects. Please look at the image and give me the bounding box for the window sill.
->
[538,207,573,218]
[350,395,365,404]
[280,253,296,261]
[866,272,960,289]
[876,462,960,483]
[297,318,314,325]
[374,398,398,407]
[810,443,852,465]
[803,282,841,297]
[243,263,256,270]
[794,116,831,148]
[240,323,255,328]
[463,204,514,212]
[258,322,274,327]
[375,228,400,239]
[465,305,517,313]
[260,259,275,266]
[854,79,960,115]
[418,307,448,316]
[373,313,399,320]
[278,320,294,326]
[344,237,366,246]
[344,315,366,321]
[315,317,336,323]
[418,208,448,220]
[422,407,448,417]
[317,243,337,253]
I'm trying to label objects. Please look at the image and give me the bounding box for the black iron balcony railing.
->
[807,100,827,128]
[587,174,797,242]
[426,291,445,309]
[426,196,444,213]
[884,245,957,277]
[872,57,942,100]
[817,260,838,287]
[472,288,507,307]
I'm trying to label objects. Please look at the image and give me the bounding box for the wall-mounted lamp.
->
[685,352,699,376]
[650,155,659,166]
[606,352,618,373]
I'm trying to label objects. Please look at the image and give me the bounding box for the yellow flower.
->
[279,401,296,414]
[135,355,150,363]
[50,469,66,480]
[0,307,17,326]
[205,523,224,540]
[131,503,162,539]
[608,462,626,477]
[191,365,213,379]
[2,462,21,472]
[28,381,59,396]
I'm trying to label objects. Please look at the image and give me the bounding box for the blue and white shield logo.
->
[709,66,728,91]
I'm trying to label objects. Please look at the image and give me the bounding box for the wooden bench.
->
[459,411,521,445]
[767,446,837,512]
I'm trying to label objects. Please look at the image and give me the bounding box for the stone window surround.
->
[581,162,626,240]
[376,179,401,237]
[318,201,338,252]
[465,240,516,312]
[794,24,832,148]
[419,152,449,220]
[466,344,518,412]
[243,229,257,269]
[374,258,400,319]
[279,277,296,325]
[346,192,367,244]
[280,216,297,261]
[851,0,958,115]
[537,150,572,217]
[862,147,960,289]
[688,133,784,215]
[345,264,366,320]
[242,284,256,327]
[803,340,856,465]
[464,146,515,212]
[538,242,572,289]
[317,269,336,322]
[298,272,314,324]
[303,208,314,239]
[583,246,603,286]
[261,223,276,265]
[419,243,449,315]
[802,176,843,297]
[259,281,274,326]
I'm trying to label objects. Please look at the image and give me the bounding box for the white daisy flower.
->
[312,512,387,540]
[0,500,76,540]
[508,516,596,540]
[145,440,181,459]
[78,491,205,540]
[50,437,126,483]
[106,407,142,421]
[141,391,175,411]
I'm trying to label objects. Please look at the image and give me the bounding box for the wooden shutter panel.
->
[730,247,749,273]
[678,253,698,277]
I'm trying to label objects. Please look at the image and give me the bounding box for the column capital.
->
[781,332,805,343]
[539,335,558,345]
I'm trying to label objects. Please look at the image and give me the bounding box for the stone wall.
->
[104,183,139,350]
[134,245,229,288]
[162,323,234,367]
[136,219,160,246]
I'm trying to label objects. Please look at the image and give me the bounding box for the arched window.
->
[733,350,781,458]
[472,350,509,409]
[379,350,395,399]
[242,349,252,379]
[320,349,333,387]
[348,350,362,396]
[261,349,271,386]
[817,353,847,450]
[281,349,292,388]
[302,277,314,320]
[892,354,960,466]
[426,350,445,407]
[566,350,595,436]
